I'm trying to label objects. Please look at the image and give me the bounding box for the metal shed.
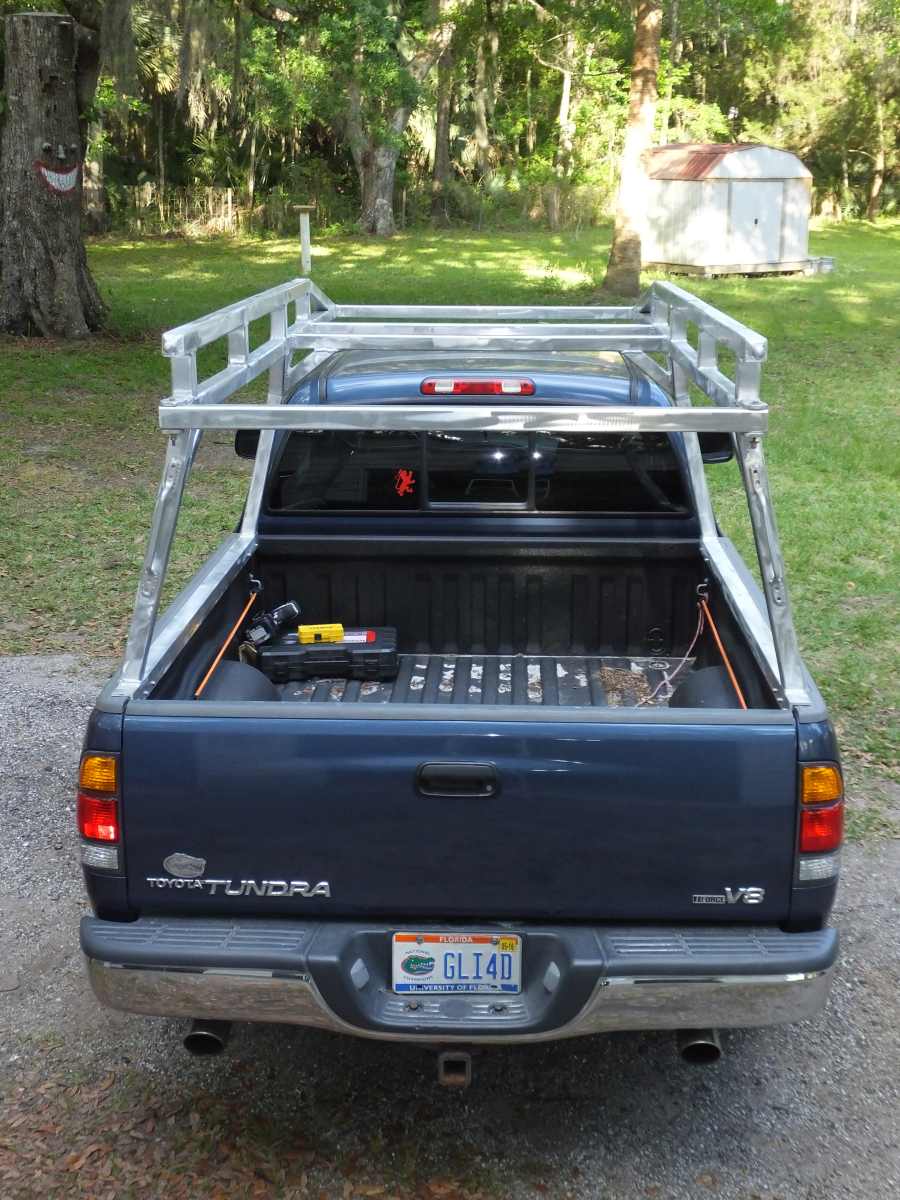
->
[641,143,813,276]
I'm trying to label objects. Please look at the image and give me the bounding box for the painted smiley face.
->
[34,141,81,196]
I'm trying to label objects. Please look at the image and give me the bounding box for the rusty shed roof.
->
[644,143,762,180]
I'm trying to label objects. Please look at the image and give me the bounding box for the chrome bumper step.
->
[82,918,837,1042]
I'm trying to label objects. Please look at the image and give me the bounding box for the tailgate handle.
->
[416,762,498,798]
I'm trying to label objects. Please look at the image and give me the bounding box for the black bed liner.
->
[279,653,692,707]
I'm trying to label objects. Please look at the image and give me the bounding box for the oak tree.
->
[0,11,105,335]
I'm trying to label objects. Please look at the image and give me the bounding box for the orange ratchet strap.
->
[699,597,748,710]
[194,591,259,699]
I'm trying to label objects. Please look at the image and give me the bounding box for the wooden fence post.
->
[294,204,315,274]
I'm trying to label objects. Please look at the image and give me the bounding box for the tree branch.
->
[520,0,560,23]
[243,0,303,23]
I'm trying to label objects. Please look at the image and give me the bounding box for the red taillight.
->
[420,378,535,396]
[77,793,119,842]
[800,802,843,853]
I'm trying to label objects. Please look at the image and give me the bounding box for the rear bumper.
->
[82,917,838,1043]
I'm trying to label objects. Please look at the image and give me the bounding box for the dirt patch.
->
[844,767,900,840]
[597,664,651,705]
[0,1060,495,1200]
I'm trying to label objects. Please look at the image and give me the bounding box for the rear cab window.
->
[267,429,688,515]
[265,354,689,517]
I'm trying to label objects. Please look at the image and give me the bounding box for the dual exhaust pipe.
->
[183,1018,231,1056]
[676,1028,722,1065]
[183,1022,721,1069]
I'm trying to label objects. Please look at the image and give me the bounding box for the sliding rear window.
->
[267,430,688,514]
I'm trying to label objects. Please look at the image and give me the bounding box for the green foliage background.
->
[1,0,897,229]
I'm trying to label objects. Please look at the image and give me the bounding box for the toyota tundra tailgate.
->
[120,708,799,922]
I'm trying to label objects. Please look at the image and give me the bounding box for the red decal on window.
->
[394,468,416,497]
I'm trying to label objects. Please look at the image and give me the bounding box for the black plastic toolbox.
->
[255,628,399,683]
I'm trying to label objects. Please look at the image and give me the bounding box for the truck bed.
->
[152,539,776,710]
[280,653,690,707]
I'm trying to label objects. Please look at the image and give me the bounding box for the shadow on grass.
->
[87,228,616,338]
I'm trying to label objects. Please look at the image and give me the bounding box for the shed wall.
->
[644,179,727,266]
[780,178,812,261]
[643,174,810,270]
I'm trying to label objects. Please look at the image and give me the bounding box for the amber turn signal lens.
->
[79,754,118,794]
[801,764,842,806]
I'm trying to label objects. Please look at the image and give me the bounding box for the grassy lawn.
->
[0,222,897,783]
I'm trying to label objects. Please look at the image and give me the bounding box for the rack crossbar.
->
[159,402,766,435]
[331,304,635,321]
[288,322,668,354]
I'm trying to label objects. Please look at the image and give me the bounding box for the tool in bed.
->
[256,626,399,683]
[243,600,301,649]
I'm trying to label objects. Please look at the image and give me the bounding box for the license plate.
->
[392,932,522,994]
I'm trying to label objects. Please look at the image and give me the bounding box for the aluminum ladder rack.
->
[111,279,808,708]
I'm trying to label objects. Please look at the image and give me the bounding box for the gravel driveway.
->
[1,654,898,1200]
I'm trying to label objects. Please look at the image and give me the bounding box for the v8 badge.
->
[692,886,765,905]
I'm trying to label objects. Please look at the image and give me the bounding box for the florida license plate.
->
[392,932,522,994]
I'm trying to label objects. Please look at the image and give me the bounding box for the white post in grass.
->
[294,204,315,275]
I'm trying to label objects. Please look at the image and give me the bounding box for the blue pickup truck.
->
[77,282,841,1079]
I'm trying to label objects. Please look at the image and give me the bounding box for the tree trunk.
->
[473,35,492,179]
[658,0,680,145]
[525,67,536,155]
[840,153,851,219]
[82,120,108,235]
[359,145,401,236]
[431,46,455,224]
[866,94,885,221]
[602,0,662,298]
[232,0,243,92]
[0,13,105,336]
[247,123,257,219]
[544,187,560,231]
[555,33,576,178]
[472,8,500,180]
[156,98,167,225]
[346,78,409,237]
